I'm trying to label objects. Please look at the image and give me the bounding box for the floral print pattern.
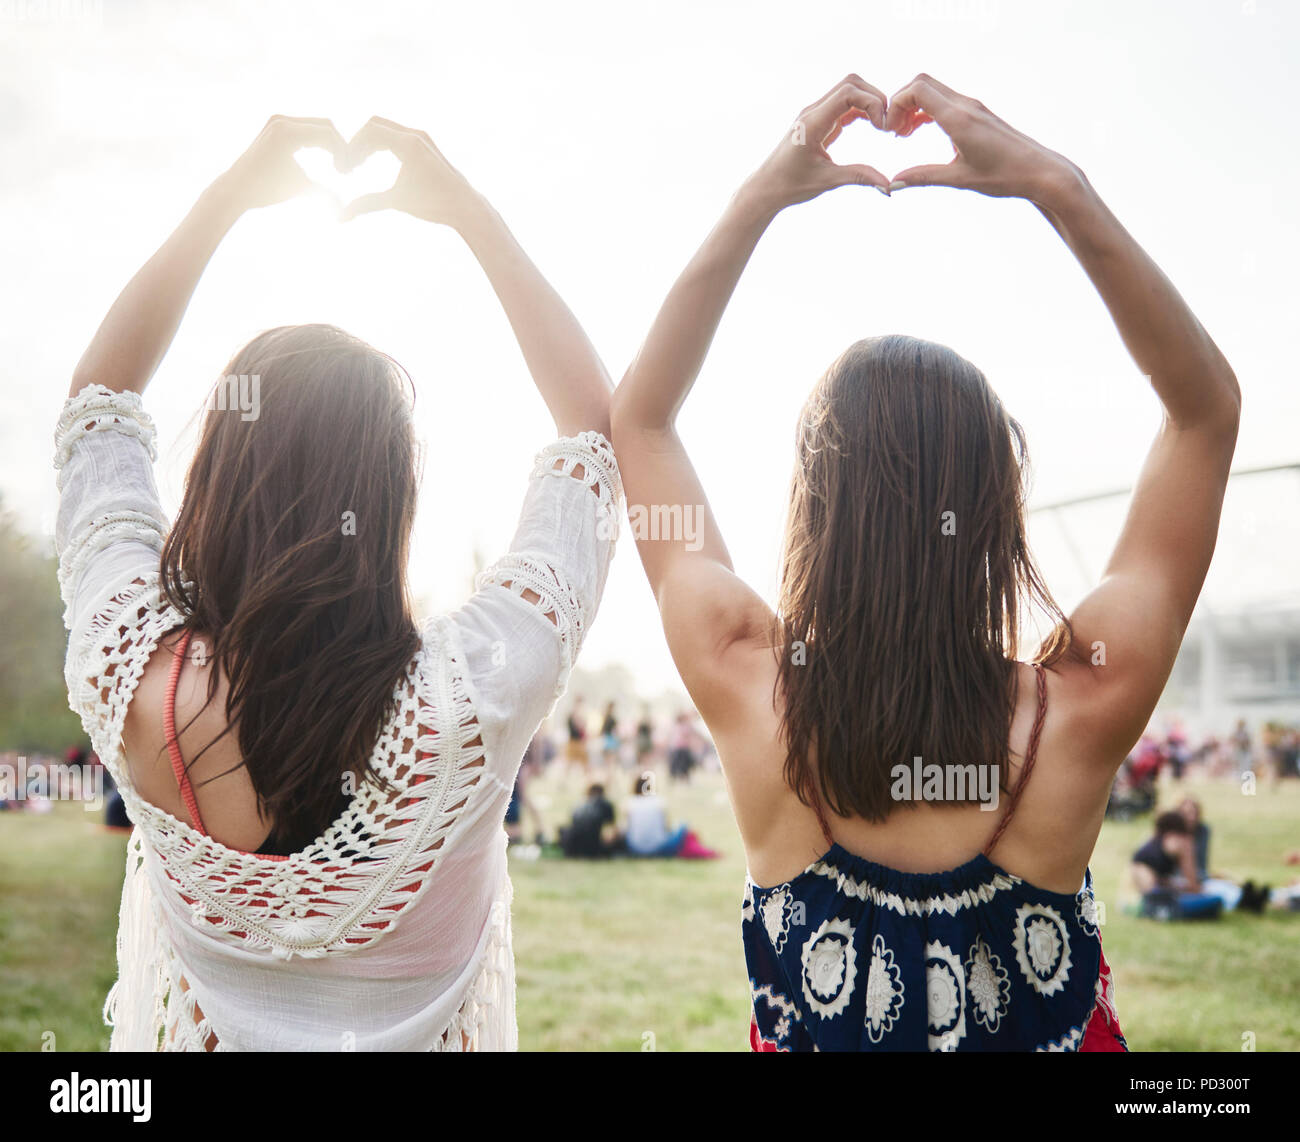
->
[800,918,857,1020]
[924,941,966,1051]
[863,934,905,1043]
[744,849,1117,1051]
[966,936,1011,1032]
[1014,903,1073,997]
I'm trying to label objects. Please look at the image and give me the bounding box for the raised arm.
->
[342,117,612,439]
[69,116,348,398]
[610,78,890,718]
[886,74,1240,758]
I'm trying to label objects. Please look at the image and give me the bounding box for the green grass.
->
[1,773,1296,1051]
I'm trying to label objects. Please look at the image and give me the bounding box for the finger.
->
[822,105,872,149]
[889,160,968,191]
[826,162,892,194]
[896,108,934,138]
[271,116,350,165]
[836,74,890,125]
[805,82,887,140]
[339,190,397,221]
[802,74,887,126]
[885,74,957,136]
[348,117,422,166]
[367,115,436,146]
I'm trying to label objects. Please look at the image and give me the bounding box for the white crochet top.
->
[55,384,621,1051]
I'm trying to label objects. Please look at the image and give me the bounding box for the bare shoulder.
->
[1041,631,1160,773]
[656,558,780,733]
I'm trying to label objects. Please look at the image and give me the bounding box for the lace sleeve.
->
[476,431,620,679]
[447,431,621,793]
[54,385,169,690]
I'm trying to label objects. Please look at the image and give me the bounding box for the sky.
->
[2,0,1297,696]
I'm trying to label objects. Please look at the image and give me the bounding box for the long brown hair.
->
[774,335,1071,822]
[160,324,422,848]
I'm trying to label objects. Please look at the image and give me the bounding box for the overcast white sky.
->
[2,0,1297,694]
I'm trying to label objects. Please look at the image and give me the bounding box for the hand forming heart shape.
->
[765,74,1072,203]
[285,117,478,226]
[823,115,956,191]
[294,144,401,214]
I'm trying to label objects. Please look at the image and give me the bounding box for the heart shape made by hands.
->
[827,116,956,186]
[295,145,401,213]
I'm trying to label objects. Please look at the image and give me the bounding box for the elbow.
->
[1176,365,1240,442]
[1215,367,1242,442]
[1216,358,1241,421]
[610,376,673,445]
[609,383,634,441]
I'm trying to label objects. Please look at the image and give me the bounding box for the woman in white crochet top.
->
[55,115,621,1051]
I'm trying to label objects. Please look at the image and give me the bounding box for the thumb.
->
[340,190,396,222]
[889,161,966,191]
[828,163,890,193]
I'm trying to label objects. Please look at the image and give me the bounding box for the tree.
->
[0,497,84,753]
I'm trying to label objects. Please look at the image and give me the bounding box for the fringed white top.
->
[55,384,621,1051]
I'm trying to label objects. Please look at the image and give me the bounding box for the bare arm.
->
[610,77,891,721]
[69,116,348,398]
[344,118,611,439]
[888,74,1240,761]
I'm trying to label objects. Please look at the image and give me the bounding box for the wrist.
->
[1027,156,1095,218]
[450,187,500,243]
[729,177,783,233]
[201,172,249,231]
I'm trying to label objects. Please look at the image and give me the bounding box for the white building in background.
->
[1163,606,1300,732]
[1030,463,1300,737]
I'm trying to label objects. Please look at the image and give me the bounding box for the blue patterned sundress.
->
[741,664,1126,1052]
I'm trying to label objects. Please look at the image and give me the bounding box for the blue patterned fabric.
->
[742,845,1107,1051]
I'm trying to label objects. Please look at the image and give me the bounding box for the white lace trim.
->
[476,553,585,696]
[532,431,622,520]
[54,384,157,473]
[57,514,166,623]
[472,431,620,698]
[104,829,518,1051]
[95,600,489,959]
[806,859,1024,918]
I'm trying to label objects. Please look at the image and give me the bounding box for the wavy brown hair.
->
[774,335,1072,823]
[159,324,421,850]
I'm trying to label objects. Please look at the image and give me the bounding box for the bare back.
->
[121,629,276,853]
[689,603,1115,895]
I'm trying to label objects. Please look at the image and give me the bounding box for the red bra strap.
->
[164,628,207,836]
[983,662,1048,857]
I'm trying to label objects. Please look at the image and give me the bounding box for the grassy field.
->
[1,771,1297,1051]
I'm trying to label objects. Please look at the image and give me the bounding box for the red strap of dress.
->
[164,627,208,836]
[982,662,1048,857]
[807,778,836,849]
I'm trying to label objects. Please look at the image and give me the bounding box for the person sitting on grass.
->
[1132,811,1239,919]
[559,784,623,858]
[623,774,719,859]
[1173,798,1270,914]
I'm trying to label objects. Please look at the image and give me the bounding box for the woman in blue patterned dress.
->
[611,75,1238,1050]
